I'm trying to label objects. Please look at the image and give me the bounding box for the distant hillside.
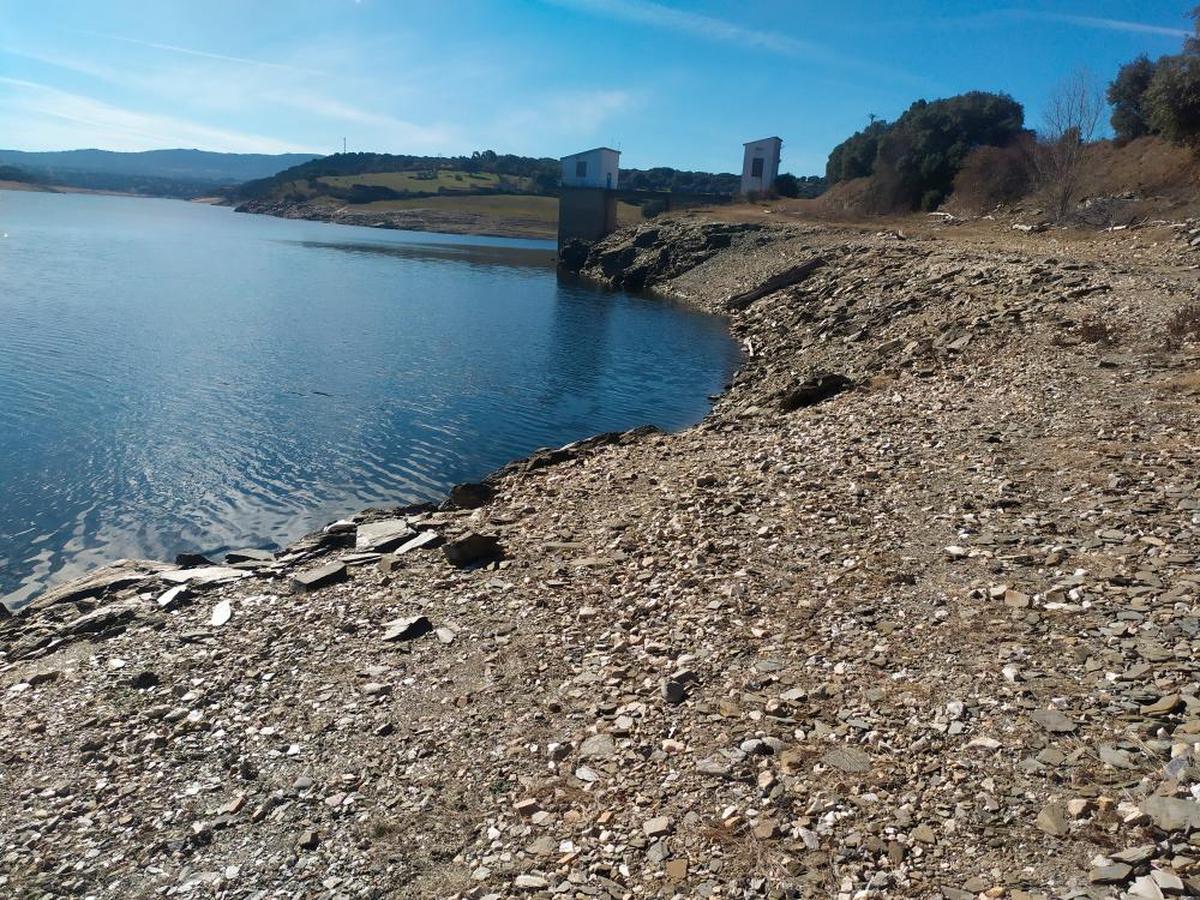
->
[237,150,794,206]
[0,148,320,198]
[236,151,563,202]
[0,164,44,186]
[0,149,319,183]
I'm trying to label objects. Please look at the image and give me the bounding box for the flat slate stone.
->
[822,745,872,773]
[225,548,274,564]
[356,519,416,553]
[579,733,616,760]
[291,562,348,593]
[160,566,248,586]
[1141,796,1200,832]
[1089,863,1133,885]
[62,600,140,636]
[20,564,155,613]
[381,615,432,642]
[1036,802,1069,837]
[1031,709,1077,733]
[1112,845,1157,865]
[395,530,443,555]
[156,585,193,610]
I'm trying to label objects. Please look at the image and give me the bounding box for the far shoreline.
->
[0,185,570,242]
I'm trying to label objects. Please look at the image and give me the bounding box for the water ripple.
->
[0,190,740,605]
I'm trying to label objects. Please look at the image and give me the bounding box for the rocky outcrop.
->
[564,220,772,292]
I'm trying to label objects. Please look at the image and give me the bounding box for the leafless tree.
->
[1035,69,1105,222]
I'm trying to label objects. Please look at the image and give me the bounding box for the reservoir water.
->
[0,190,740,607]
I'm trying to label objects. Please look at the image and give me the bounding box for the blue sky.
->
[0,1,1193,174]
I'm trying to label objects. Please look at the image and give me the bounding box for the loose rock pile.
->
[3,216,1200,898]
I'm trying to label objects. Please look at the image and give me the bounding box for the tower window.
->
[751,158,764,178]
[576,160,588,178]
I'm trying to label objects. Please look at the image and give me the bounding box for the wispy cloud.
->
[495,88,641,153]
[0,77,315,153]
[542,89,640,136]
[81,31,326,75]
[260,91,459,151]
[1,46,132,82]
[543,0,932,87]
[0,37,456,154]
[547,0,827,56]
[934,9,1189,40]
[1022,12,1189,39]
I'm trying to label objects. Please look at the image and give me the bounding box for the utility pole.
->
[343,137,347,154]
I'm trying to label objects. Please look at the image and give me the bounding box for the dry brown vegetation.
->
[1166,302,1200,349]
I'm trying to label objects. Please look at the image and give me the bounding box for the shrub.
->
[640,198,668,219]
[1166,303,1200,348]
[1079,314,1122,346]
[1034,69,1105,222]
[827,92,1026,211]
[774,173,800,198]
[826,120,888,184]
[948,136,1035,213]
[1108,55,1158,142]
[1145,54,1200,145]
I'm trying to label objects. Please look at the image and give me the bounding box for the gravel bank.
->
[3,216,1200,899]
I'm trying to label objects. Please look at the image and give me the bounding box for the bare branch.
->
[1035,69,1105,222]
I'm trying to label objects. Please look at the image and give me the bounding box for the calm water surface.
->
[0,191,739,606]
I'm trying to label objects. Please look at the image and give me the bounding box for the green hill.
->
[236,151,560,204]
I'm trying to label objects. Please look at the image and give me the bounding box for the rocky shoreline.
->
[4,215,1200,898]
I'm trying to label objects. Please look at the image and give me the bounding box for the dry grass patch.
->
[1165,303,1200,349]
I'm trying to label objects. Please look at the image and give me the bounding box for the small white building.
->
[741,137,782,196]
[560,147,620,190]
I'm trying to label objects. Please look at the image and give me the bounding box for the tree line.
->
[1109,8,1200,145]
[826,93,1026,211]
[823,6,1200,218]
[238,151,826,203]
[237,151,564,200]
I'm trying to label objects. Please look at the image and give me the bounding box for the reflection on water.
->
[0,191,740,607]
[290,238,557,270]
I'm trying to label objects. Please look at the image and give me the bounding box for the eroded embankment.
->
[3,217,1200,899]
